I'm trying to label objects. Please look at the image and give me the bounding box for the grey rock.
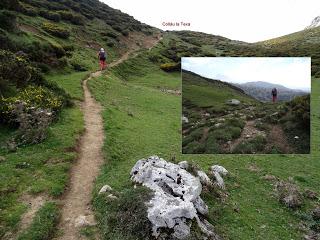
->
[197,170,212,186]
[98,184,113,194]
[211,165,228,190]
[193,196,209,215]
[182,116,189,123]
[178,161,189,170]
[226,99,240,105]
[131,156,217,239]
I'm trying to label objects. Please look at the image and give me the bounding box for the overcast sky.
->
[182,57,311,90]
[101,0,320,42]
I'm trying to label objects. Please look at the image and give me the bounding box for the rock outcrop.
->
[130,156,220,239]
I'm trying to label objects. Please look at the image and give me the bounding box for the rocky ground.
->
[182,100,308,154]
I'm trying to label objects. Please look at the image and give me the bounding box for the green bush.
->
[226,118,245,129]
[57,10,84,25]
[39,10,61,22]
[205,135,221,153]
[232,135,267,154]
[0,0,21,11]
[20,3,38,16]
[160,62,181,72]
[100,186,153,240]
[0,86,63,124]
[0,10,17,31]
[42,22,70,39]
[183,141,205,154]
[0,50,33,94]
[286,94,310,128]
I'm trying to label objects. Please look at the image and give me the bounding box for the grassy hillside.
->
[88,37,319,239]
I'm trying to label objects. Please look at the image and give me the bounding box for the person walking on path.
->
[271,88,278,103]
[98,48,107,71]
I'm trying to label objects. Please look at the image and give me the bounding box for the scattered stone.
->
[214,123,223,127]
[275,180,303,208]
[74,215,95,228]
[245,134,251,138]
[211,165,228,176]
[99,184,113,194]
[304,231,320,240]
[312,207,320,220]
[247,164,261,172]
[182,116,189,123]
[178,161,189,170]
[127,111,134,117]
[204,113,210,117]
[107,194,118,200]
[226,99,240,105]
[294,136,300,139]
[0,156,5,162]
[197,170,212,186]
[262,175,277,181]
[15,162,30,169]
[304,189,318,200]
[211,165,228,189]
[130,156,220,239]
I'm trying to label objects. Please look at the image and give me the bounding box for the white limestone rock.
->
[178,161,189,170]
[130,156,215,239]
[211,165,228,176]
[98,184,113,194]
[211,165,229,190]
[197,170,212,186]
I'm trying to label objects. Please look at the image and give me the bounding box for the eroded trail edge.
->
[57,71,104,240]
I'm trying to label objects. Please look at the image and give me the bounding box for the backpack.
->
[272,88,277,96]
[99,51,106,60]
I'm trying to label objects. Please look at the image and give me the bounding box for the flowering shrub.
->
[0,86,63,124]
[6,101,53,150]
[42,22,70,39]
[160,62,181,72]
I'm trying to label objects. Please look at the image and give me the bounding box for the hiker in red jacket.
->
[272,88,277,103]
[98,48,107,71]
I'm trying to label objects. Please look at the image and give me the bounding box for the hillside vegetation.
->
[182,70,310,154]
[0,1,319,239]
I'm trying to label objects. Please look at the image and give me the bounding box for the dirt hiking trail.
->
[56,33,162,240]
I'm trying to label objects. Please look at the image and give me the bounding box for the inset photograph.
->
[182,57,311,154]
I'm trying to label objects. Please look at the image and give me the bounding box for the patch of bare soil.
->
[266,125,292,153]
[4,194,49,240]
[229,121,266,152]
[18,24,40,34]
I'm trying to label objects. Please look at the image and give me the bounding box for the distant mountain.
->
[305,16,320,29]
[234,81,308,102]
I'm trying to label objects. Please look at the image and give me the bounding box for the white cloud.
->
[100,0,320,42]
